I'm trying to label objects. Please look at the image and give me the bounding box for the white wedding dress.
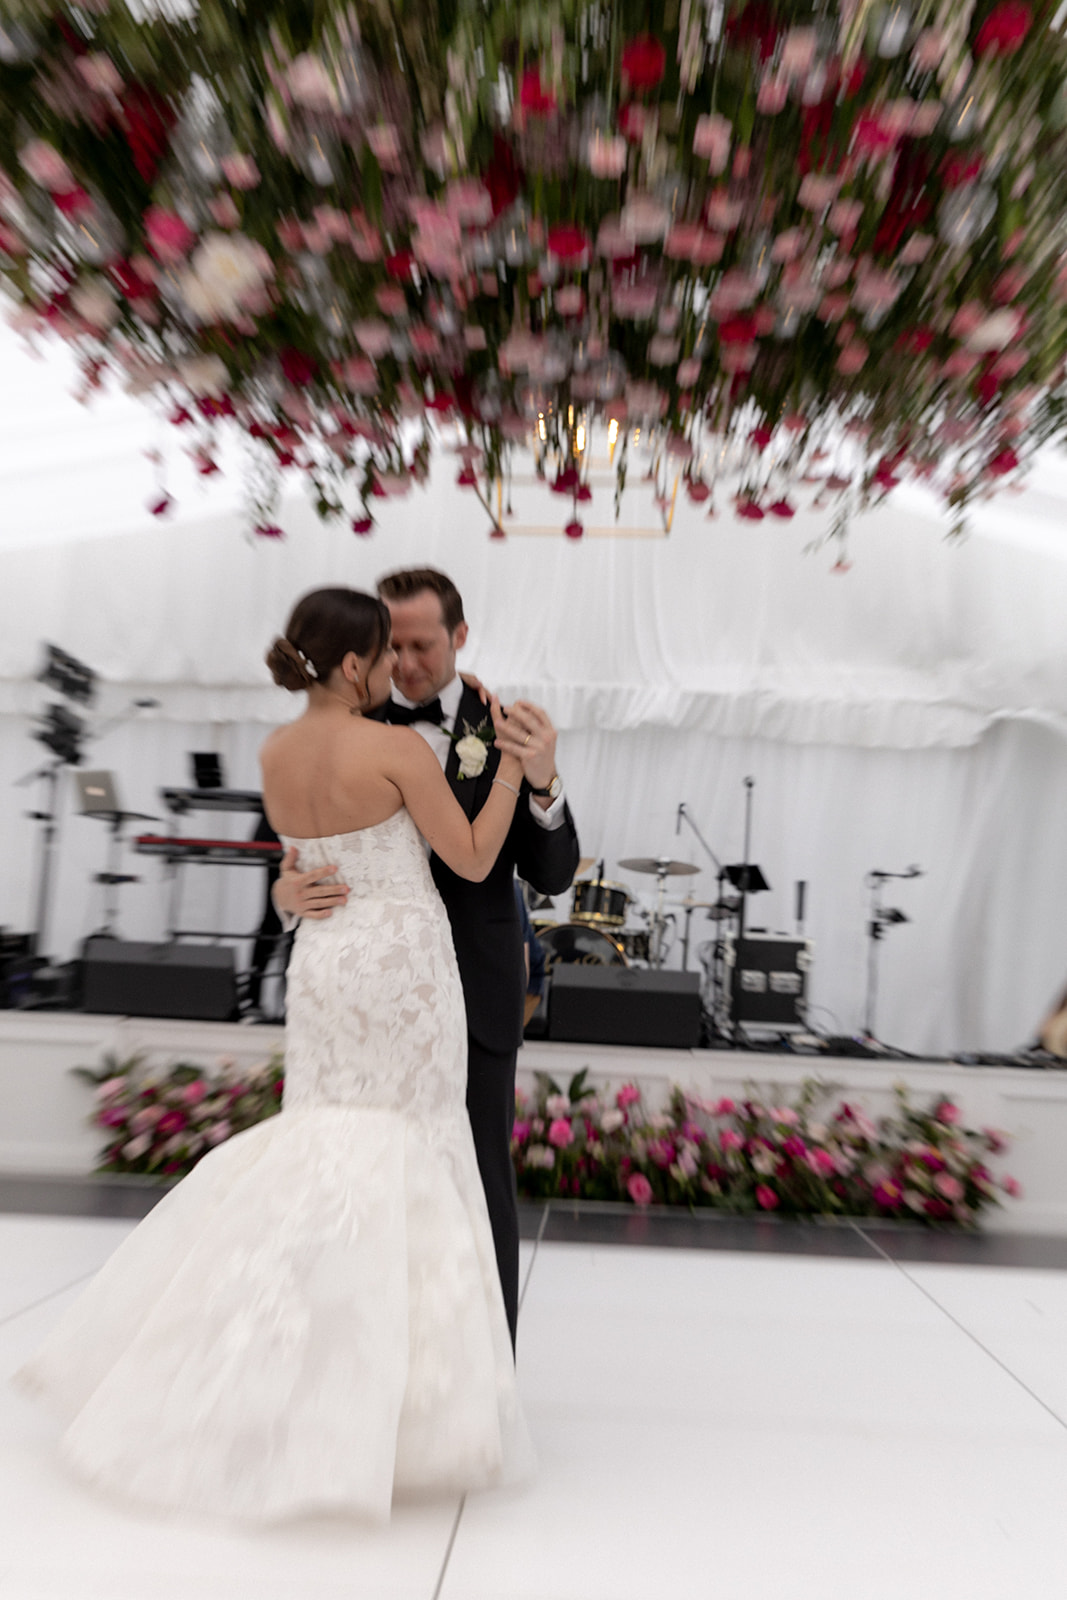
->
[16,809,530,1522]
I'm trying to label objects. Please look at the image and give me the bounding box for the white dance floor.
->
[3,1212,1067,1599]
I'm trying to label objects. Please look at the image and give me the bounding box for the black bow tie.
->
[387,697,446,727]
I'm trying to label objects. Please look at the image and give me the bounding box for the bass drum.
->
[539,922,628,968]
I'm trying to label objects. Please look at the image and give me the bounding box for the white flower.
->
[525,1143,554,1169]
[455,733,489,779]
[71,279,118,329]
[600,1108,625,1134]
[965,310,1022,353]
[286,53,340,112]
[177,354,229,396]
[545,1094,571,1118]
[176,232,272,324]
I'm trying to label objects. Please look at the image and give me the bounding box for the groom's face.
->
[385,590,468,705]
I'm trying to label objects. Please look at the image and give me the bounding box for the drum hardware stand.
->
[862,865,922,1043]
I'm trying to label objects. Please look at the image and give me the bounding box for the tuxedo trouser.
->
[465,1035,520,1351]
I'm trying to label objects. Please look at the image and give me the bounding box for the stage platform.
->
[2,1010,1066,1232]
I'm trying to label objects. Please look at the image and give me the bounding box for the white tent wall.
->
[4,326,1067,1056]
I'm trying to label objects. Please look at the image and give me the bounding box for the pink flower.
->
[205,1120,232,1146]
[95,1077,127,1101]
[1001,1175,1022,1198]
[616,1084,641,1109]
[934,1172,964,1201]
[182,1080,208,1105]
[627,1172,654,1206]
[221,154,260,190]
[720,1128,744,1151]
[755,1184,779,1210]
[934,1100,961,1125]
[873,1180,904,1208]
[548,1117,574,1148]
[19,140,74,192]
[806,1148,836,1178]
[712,1097,736,1117]
[693,113,732,172]
[157,1110,188,1135]
[144,206,196,262]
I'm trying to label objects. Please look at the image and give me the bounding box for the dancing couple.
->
[17,567,580,1521]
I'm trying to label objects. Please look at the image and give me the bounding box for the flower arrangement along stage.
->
[513,1069,1021,1225]
[2,2,1067,545]
[77,1054,1020,1227]
[77,1051,284,1179]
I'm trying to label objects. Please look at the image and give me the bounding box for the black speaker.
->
[548,967,702,1048]
[81,939,237,1021]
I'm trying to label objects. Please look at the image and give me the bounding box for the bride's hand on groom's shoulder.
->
[273,846,350,920]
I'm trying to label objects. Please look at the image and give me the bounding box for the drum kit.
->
[531,853,740,975]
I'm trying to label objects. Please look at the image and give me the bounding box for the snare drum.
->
[539,922,628,967]
[571,878,629,928]
[616,928,651,965]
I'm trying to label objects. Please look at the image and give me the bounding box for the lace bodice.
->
[280,809,469,1136]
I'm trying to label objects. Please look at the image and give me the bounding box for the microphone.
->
[675,802,684,835]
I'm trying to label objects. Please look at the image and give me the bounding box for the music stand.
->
[74,771,156,938]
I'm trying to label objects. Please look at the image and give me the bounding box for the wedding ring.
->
[523,733,531,746]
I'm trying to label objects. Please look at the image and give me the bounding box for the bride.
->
[16,586,533,1522]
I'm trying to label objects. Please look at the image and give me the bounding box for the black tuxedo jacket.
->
[392,683,580,1054]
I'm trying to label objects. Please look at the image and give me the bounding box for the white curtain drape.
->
[5,323,1067,1055]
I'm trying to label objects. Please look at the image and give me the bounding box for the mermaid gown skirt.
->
[15,810,529,1521]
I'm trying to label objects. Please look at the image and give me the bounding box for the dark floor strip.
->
[3,1178,1066,1271]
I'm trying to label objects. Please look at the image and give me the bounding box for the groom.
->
[274,567,580,1346]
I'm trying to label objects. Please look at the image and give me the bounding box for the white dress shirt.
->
[392,675,566,829]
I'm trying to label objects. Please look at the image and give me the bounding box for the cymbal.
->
[618,856,699,877]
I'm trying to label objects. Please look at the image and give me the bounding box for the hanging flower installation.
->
[1,0,1067,539]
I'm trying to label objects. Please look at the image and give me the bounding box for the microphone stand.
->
[675,802,726,972]
[862,866,921,1044]
[15,757,65,960]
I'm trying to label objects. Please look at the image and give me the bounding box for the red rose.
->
[767,499,796,518]
[519,67,556,116]
[351,515,374,534]
[546,224,589,262]
[941,151,984,188]
[725,2,780,61]
[564,518,584,539]
[749,425,774,451]
[974,2,1032,57]
[385,250,415,280]
[118,85,176,185]
[620,35,667,91]
[53,187,91,218]
[279,347,318,387]
[111,258,156,300]
[987,446,1019,475]
[483,134,521,217]
[718,315,758,345]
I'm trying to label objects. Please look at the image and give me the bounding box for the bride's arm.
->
[386,696,525,882]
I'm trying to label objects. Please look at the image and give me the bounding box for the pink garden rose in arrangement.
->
[0,2,1065,548]
[79,1053,284,1178]
[509,1070,1020,1227]
[79,1056,1019,1228]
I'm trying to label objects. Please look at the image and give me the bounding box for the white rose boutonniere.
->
[453,717,494,780]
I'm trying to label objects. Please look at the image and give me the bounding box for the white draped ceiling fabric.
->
[4,320,1067,1057]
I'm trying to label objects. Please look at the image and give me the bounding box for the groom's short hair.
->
[377,567,465,635]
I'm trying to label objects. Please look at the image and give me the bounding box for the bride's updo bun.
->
[266,636,316,691]
[267,587,391,693]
